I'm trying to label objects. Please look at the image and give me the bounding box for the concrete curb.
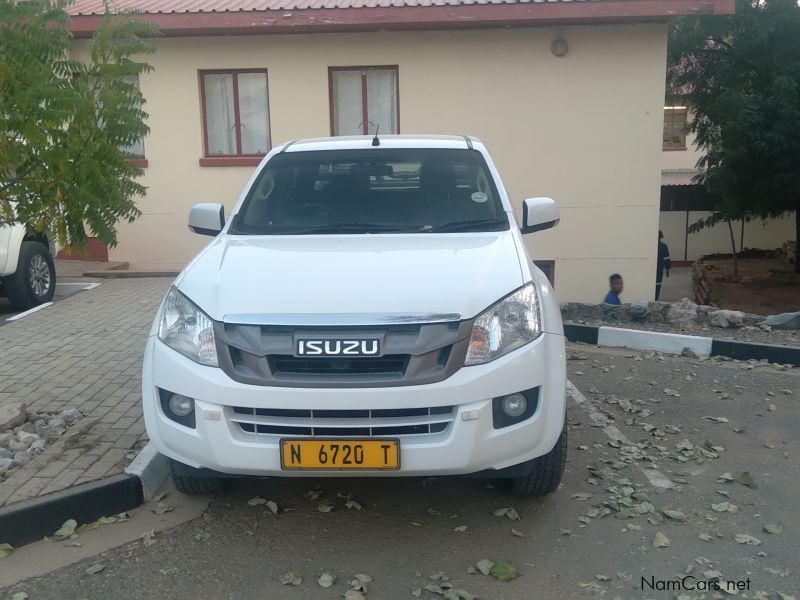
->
[0,474,142,547]
[83,270,179,278]
[0,443,167,548]
[125,442,168,501]
[564,322,800,366]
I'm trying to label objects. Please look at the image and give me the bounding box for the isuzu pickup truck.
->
[143,135,566,497]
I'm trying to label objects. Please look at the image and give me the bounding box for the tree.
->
[0,0,156,250]
[668,0,800,274]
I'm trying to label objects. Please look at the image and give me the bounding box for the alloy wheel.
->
[28,254,52,298]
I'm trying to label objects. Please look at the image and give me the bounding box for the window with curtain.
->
[330,67,398,136]
[663,106,688,149]
[201,70,270,157]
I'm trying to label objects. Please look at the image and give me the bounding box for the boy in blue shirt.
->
[604,273,623,305]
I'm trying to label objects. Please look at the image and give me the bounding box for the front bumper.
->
[142,332,566,477]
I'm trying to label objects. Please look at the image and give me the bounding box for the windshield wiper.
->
[423,218,508,233]
[287,223,410,235]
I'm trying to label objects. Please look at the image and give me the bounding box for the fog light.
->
[492,388,539,429]
[501,393,528,417]
[168,394,194,417]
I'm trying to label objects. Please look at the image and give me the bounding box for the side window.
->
[330,67,399,136]
[663,106,688,150]
[121,74,145,159]
[200,70,271,157]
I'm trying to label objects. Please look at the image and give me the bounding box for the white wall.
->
[73,24,668,302]
[659,210,796,261]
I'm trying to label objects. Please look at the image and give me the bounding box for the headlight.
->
[158,287,219,367]
[465,283,542,366]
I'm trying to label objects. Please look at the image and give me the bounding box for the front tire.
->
[509,425,567,497]
[169,458,223,495]
[2,241,56,311]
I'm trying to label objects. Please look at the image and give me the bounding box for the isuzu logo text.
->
[297,339,380,356]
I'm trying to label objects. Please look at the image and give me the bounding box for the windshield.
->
[229,148,508,235]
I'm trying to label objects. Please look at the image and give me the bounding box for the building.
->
[659,104,796,264]
[67,0,734,302]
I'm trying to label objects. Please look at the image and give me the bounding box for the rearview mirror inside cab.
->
[188,203,225,236]
[521,197,559,234]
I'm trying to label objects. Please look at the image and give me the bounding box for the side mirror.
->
[188,203,225,236]
[521,197,559,234]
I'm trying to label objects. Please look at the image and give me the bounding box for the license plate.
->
[280,439,400,470]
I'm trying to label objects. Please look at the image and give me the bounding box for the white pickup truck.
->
[144,134,567,497]
[0,223,56,310]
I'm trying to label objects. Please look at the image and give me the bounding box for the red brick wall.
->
[56,237,109,262]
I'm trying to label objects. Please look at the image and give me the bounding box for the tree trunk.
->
[727,219,739,279]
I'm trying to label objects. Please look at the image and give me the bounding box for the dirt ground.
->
[703,258,799,315]
[5,344,798,600]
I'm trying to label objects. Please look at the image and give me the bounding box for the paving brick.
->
[0,278,170,506]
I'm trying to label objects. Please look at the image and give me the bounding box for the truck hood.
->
[176,233,525,323]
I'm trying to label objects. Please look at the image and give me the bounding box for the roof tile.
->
[65,0,594,14]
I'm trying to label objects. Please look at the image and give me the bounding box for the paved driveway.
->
[5,344,798,600]
[0,278,170,506]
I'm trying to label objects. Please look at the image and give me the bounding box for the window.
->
[534,260,555,287]
[329,67,399,136]
[121,75,145,162]
[230,148,507,235]
[663,106,688,150]
[200,70,270,165]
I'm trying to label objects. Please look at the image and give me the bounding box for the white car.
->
[0,223,56,310]
[143,135,566,496]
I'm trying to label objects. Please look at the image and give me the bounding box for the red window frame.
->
[328,66,400,136]
[534,260,556,287]
[199,69,271,167]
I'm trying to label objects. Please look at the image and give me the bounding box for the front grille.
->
[268,355,409,376]
[215,319,472,388]
[230,405,455,438]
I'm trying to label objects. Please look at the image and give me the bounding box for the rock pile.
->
[561,298,799,330]
[0,404,83,477]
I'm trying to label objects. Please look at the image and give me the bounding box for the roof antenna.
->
[371,124,380,147]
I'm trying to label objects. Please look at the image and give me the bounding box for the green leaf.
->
[734,533,761,545]
[662,509,687,521]
[652,531,671,548]
[279,572,302,586]
[763,524,783,535]
[615,508,636,520]
[142,529,156,547]
[735,471,757,489]
[489,561,518,582]
[53,519,77,540]
[476,559,494,576]
[0,542,12,558]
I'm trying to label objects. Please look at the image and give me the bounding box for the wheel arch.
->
[2,228,51,277]
[23,230,49,247]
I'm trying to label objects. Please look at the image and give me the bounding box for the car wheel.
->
[2,241,56,311]
[509,424,567,497]
[168,458,224,495]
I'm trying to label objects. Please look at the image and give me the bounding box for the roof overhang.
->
[68,0,735,38]
[662,169,701,186]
